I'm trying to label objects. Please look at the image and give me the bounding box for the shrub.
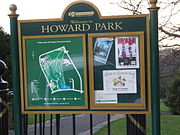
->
[164,74,180,115]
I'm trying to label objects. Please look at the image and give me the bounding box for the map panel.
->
[24,35,87,108]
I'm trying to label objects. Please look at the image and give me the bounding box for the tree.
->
[110,0,180,48]
[164,73,180,114]
[159,48,180,98]
[0,27,10,59]
[110,0,180,98]
[0,26,12,88]
[158,0,180,48]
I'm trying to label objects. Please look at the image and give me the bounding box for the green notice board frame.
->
[89,32,146,110]
[20,34,88,112]
[18,1,151,114]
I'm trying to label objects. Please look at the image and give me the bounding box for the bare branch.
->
[159,27,180,38]
[162,44,180,48]
[110,0,180,49]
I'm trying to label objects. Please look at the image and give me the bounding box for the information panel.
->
[21,35,88,110]
[18,1,151,113]
[88,32,146,110]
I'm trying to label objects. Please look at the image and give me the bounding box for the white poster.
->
[115,36,139,69]
[103,70,137,93]
[95,91,117,103]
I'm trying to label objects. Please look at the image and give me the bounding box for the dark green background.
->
[93,37,141,103]
[25,36,86,107]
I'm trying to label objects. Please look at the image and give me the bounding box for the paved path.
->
[9,114,125,135]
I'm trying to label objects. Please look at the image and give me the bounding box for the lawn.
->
[160,101,170,112]
[94,102,180,135]
[94,118,126,135]
[146,114,180,135]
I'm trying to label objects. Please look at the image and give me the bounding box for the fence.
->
[0,60,146,135]
[8,113,145,135]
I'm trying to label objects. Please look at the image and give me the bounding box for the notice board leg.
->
[8,4,22,135]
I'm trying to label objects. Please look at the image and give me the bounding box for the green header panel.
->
[19,2,147,36]
[18,1,151,114]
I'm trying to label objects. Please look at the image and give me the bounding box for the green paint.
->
[9,16,22,134]
[20,17,146,36]
[150,10,161,135]
[25,36,86,107]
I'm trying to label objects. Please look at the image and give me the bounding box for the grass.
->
[94,119,127,135]
[160,114,180,135]
[94,102,180,135]
[160,101,170,112]
[146,114,180,135]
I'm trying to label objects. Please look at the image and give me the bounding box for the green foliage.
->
[160,79,166,98]
[0,26,12,88]
[159,48,180,98]
[160,100,170,112]
[164,74,180,114]
[0,27,10,58]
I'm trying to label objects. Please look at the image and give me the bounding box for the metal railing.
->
[0,60,9,135]
[14,113,116,135]
[0,60,146,135]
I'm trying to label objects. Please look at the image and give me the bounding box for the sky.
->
[0,0,126,33]
[1,0,179,47]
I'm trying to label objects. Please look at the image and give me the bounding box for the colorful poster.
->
[103,70,137,93]
[94,37,113,64]
[115,36,139,68]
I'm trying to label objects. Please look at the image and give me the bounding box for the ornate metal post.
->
[148,0,160,135]
[0,60,9,135]
[8,4,22,135]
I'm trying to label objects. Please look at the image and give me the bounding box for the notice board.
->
[18,1,151,114]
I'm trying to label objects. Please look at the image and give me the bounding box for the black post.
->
[126,114,146,135]
[0,60,9,135]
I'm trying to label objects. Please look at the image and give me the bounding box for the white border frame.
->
[115,36,139,69]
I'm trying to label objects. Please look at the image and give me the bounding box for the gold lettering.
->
[41,21,122,33]
[95,22,122,31]
[50,25,58,33]
[95,23,101,31]
[82,24,90,31]
[68,25,75,32]
[107,22,115,30]
[95,23,107,31]
[100,23,107,30]
[75,24,82,31]
[58,25,68,32]
[115,22,122,30]
[41,25,50,33]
